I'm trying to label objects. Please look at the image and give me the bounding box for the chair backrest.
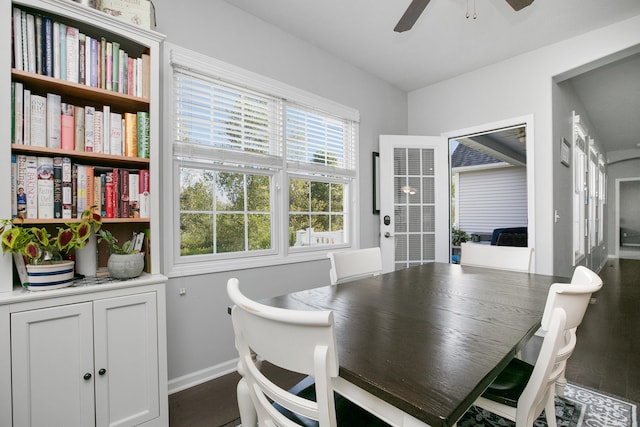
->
[540,266,603,331]
[460,242,533,272]
[327,247,382,285]
[517,307,568,426]
[227,278,339,427]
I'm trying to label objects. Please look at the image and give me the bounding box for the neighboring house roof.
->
[451,143,502,169]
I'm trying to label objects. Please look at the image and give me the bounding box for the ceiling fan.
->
[394,0,534,32]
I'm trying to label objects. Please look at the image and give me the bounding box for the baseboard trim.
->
[168,358,239,395]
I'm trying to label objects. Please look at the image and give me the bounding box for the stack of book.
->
[11,154,150,221]
[11,83,150,158]
[11,6,151,98]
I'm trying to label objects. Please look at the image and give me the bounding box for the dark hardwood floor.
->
[168,258,640,427]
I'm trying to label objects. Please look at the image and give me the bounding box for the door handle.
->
[384,232,393,238]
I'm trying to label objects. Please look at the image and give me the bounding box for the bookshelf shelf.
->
[11,144,151,168]
[11,69,150,112]
[14,217,150,225]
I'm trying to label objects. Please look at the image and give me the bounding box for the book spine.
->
[76,164,86,217]
[13,7,23,71]
[119,169,130,218]
[59,23,66,80]
[52,21,60,79]
[71,163,78,218]
[85,35,92,88]
[60,102,75,150]
[137,111,150,158]
[46,93,61,148]
[62,157,72,219]
[119,50,126,94]
[35,15,43,75]
[127,56,134,96]
[74,106,85,151]
[37,156,54,219]
[78,33,86,85]
[94,175,101,216]
[13,82,23,145]
[100,38,107,89]
[30,94,47,147]
[142,53,150,99]
[106,42,113,91]
[110,112,122,155]
[90,37,98,87]
[93,110,103,153]
[11,155,17,218]
[16,155,27,219]
[11,83,14,144]
[102,106,111,155]
[84,106,95,152]
[23,89,31,146]
[26,13,36,73]
[129,172,139,218]
[124,112,138,157]
[85,165,94,213]
[100,173,107,217]
[21,11,28,74]
[139,169,150,219]
[111,41,119,93]
[43,17,53,77]
[53,157,63,218]
[105,172,114,218]
[25,156,38,219]
[112,167,119,218]
[66,26,79,84]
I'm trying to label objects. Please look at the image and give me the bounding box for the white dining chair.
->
[473,307,568,427]
[327,247,382,285]
[227,278,390,427]
[460,242,533,272]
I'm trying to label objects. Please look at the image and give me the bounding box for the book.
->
[66,26,79,84]
[102,105,111,155]
[53,157,63,218]
[124,112,138,157]
[25,13,36,73]
[93,110,103,153]
[71,163,78,218]
[11,155,17,218]
[35,15,43,75]
[62,157,72,219]
[110,112,122,155]
[84,106,95,152]
[139,169,150,218]
[12,7,23,71]
[100,173,107,217]
[127,56,134,96]
[13,81,23,145]
[16,154,27,219]
[106,42,113,91]
[25,156,38,219]
[100,37,107,89]
[94,175,102,215]
[59,23,67,80]
[37,157,54,219]
[52,21,60,78]
[11,83,14,143]
[30,94,47,147]
[20,11,28,74]
[74,106,85,151]
[112,167,119,217]
[119,169,130,218]
[76,164,86,217]
[136,111,150,158]
[46,93,61,148]
[43,17,53,77]
[129,172,139,218]
[119,50,126,94]
[23,89,31,145]
[16,155,27,219]
[104,172,114,218]
[141,53,150,99]
[85,165,94,214]
[90,37,98,87]
[60,103,75,150]
[78,33,86,84]
[85,35,92,87]
[112,41,119,92]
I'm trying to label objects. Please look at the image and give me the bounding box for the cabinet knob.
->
[83,373,92,380]
[98,368,107,376]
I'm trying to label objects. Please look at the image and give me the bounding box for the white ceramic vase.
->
[75,228,97,277]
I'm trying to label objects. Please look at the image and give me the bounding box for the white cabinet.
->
[11,292,161,427]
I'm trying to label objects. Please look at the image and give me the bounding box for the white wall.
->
[151,0,408,389]
[608,159,640,254]
[408,14,640,275]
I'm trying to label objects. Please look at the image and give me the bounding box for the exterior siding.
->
[457,166,527,234]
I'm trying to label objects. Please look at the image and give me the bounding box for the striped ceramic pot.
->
[25,260,75,291]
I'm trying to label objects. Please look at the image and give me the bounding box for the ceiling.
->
[224,0,640,154]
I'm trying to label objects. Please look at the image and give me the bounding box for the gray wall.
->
[608,159,640,254]
[151,0,408,390]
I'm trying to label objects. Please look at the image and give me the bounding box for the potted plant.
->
[451,227,469,246]
[0,209,102,290]
[97,229,144,279]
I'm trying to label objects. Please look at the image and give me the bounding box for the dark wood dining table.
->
[259,262,567,427]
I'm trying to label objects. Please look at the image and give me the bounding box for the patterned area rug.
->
[458,383,638,427]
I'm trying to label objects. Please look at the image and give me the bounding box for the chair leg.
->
[555,366,568,397]
[237,378,258,427]
[545,392,558,427]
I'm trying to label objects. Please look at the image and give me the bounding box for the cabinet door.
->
[11,303,95,427]
[93,292,159,427]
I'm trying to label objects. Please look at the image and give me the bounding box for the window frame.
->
[162,43,360,277]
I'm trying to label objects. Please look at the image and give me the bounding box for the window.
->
[572,114,587,265]
[163,44,359,276]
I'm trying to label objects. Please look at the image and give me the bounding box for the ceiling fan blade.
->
[505,0,534,11]
[394,0,432,33]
